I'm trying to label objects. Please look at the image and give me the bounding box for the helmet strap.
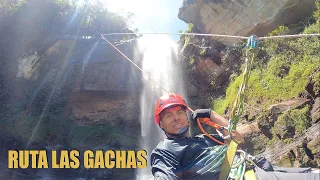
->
[161,124,190,138]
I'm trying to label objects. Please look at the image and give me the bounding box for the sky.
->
[103,0,188,41]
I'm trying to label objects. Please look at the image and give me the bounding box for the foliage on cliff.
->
[213,4,320,114]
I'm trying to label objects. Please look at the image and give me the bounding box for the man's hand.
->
[229,130,244,144]
[191,109,211,121]
[192,109,245,144]
[247,35,259,49]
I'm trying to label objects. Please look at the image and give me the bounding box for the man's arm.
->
[151,148,179,180]
[153,169,176,180]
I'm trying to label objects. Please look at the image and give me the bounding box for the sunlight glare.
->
[138,35,178,80]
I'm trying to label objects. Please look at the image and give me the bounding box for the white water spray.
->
[136,35,186,179]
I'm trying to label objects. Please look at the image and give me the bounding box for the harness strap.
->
[197,118,226,145]
[244,169,257,180]
[219,140,238,179]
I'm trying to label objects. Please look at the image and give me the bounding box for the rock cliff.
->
[179,0,316,43]
[13,37,142,124]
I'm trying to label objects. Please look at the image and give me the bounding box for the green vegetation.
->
[14,114,69,144]
[187,23,195,32]
[200,48,207,56]
[289,106,311,135]
[69,123,139,148]
[314,1,320,25]
[212,4,320,114]
[190,57,196,65]
[277,154,295,167]
[271,106,310,141]
[182,23,195,50]
[2,113,138,147]
[0,0,26,15]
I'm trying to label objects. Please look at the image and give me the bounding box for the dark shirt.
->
[151,134,227,180]
[151,135,319,180]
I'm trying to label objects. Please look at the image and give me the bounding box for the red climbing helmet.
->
[154,93,189,125]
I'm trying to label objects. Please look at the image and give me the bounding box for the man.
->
[151,93,319,180]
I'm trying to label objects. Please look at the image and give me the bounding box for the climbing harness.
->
[195,117,232,145]
[227,149,259,180]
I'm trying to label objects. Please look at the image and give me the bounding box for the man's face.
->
[159,106,189,135]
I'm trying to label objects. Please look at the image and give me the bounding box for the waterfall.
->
[136,35,186,179]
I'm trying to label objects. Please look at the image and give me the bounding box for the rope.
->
[99,33,170,93]
[101,32,320,40]
[229,48,255,131]
[218,48,257,180]
[197,118,225,145]
[259,34,320,40]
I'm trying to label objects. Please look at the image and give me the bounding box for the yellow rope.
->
[218,48,257,180]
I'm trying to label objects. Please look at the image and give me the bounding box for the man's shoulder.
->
[153,138,176,151]
[154,136,209,151]
[152,137,194,153]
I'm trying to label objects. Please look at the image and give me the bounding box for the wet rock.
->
[257,98,310,139]
[273,116,295,140]
[268,98,310,114]
[237,122,260,136]
[242,133,265,155]
[245,104,263,122]
[311,97,320,123]
[307,138,320,166]
[68,91,140,124]
[185,81,199,97]
[257,113,274,140]
[195,56,224,86]
[260,123,320,166]
[180,32,241,94]
[16,51,41,80]
[306,69,320,98]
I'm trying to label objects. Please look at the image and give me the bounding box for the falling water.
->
[82,41,98,74]
[136,35,186,180]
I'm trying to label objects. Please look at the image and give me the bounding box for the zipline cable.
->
[99,33,170,93]
[101,32,320,40]
[100,32,319,94]
[99,32,319,96]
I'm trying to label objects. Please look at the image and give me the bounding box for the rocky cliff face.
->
[178,0,319,168]
[178,28,243,104]
[14,38,142,125]
[69,91,140,124]
[179,0,316,43]
[0,36,142,178]
[243,97,320,167]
